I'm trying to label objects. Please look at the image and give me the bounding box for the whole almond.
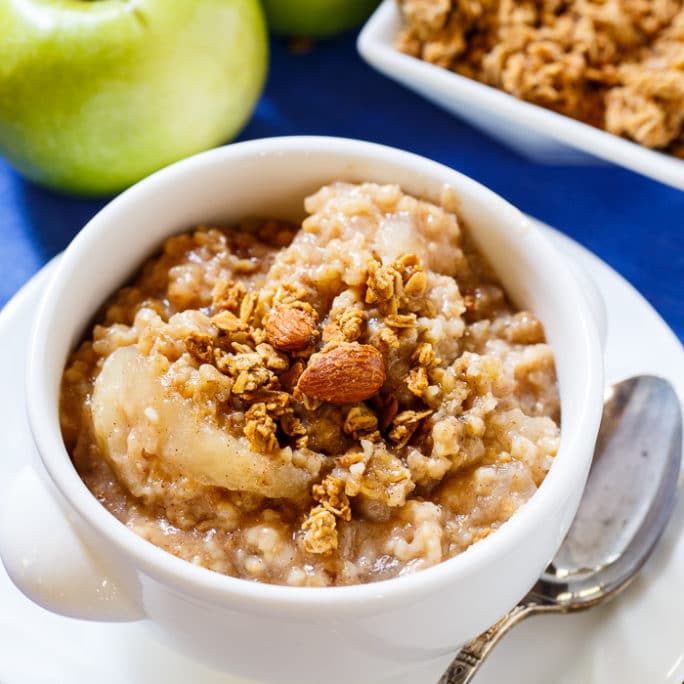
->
[265,305,319,351]
[295,343,385,404]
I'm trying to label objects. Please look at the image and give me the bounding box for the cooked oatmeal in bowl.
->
[61,181,560,587]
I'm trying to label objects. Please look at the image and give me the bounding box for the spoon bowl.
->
[441,375,682,683]
[536,375,682,608]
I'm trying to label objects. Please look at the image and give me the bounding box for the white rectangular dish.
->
[357,0,684,191]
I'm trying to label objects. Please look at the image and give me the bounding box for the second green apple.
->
[262,0,380,37]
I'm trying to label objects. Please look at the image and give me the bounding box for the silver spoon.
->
[439,375,682,684]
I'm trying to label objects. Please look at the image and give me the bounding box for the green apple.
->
[262,0,379,37]
[0,0,268,195]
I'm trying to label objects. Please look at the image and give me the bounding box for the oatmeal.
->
[395,0,684,157]
[60,182,560,587]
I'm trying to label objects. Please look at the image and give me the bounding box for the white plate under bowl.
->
[0,222,683,684]
[357,0,684,190]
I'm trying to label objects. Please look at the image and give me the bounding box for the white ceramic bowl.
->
[0,137,603,684]
[358,0,684,191]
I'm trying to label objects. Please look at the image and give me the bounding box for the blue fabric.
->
[1,33,682,341]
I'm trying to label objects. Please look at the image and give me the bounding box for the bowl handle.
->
[0,464,144,621]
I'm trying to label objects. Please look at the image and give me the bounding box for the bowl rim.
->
[26,135,604,614]
[357,0,684,192]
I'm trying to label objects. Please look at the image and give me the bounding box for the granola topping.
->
[301,506,339,555]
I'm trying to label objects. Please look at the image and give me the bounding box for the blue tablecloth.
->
[2,34,683,341]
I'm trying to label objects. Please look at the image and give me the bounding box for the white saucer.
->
[1,223,683,684]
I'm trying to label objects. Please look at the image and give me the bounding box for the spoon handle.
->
[438,602,538,684]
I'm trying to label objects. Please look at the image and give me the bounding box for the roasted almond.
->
[295,343,385,404]
[265,305,319,351]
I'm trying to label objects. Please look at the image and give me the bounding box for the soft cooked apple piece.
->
[91,346,318,499]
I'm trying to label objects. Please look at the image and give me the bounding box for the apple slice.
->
[91,346,318,499]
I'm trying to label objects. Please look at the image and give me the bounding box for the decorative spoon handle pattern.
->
[438,602,537,684]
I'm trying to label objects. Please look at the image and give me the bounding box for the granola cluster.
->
[396,0,684,156]
[176,247,448,554]
[61,182,560,586]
